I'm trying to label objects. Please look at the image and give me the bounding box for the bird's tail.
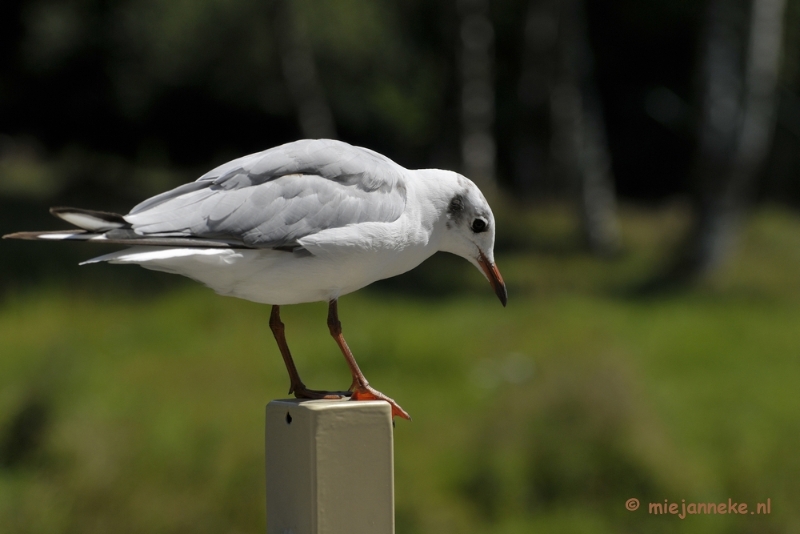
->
[4,207,246,249]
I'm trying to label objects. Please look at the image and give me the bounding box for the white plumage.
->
[4,139,507,419]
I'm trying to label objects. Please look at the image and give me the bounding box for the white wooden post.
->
[265,399,395,534]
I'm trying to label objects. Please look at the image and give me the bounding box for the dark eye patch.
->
[471,218,488,233]
[449,196,464,212]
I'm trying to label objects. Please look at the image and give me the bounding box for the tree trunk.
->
[664,0,785,283]
[458,0,496,187]
[516,0,558,195]
[273,1,337,140]
[548,0,621,255]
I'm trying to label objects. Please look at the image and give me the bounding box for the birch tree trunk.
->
[458,0,496,186]
[663,0,785,283]
[519,0,619,254]
[273,1,337,139]
[549,0,620,256]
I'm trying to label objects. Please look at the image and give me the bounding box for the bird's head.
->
[428,171,507,307]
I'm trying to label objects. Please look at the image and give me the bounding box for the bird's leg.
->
[269,305,349,400]
[327,299,411,420]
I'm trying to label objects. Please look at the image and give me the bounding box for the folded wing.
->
[123,139,408,249]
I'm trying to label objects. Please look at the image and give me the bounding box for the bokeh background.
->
[2,0,800,532]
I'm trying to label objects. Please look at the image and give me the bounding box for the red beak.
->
[478,251,507,307]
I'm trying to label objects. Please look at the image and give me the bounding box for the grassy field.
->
[1,203,799,533]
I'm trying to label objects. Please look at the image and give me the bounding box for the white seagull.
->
[4,139,506,419]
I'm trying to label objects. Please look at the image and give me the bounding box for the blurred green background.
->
[2,0,800,533]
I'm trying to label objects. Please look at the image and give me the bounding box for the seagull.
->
[4,139,506,419]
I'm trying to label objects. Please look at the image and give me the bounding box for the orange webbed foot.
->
[350,385,411,420]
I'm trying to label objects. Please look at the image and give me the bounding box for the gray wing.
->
[123,140,408,249]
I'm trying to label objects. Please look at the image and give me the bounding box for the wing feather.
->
[124,140,407,250]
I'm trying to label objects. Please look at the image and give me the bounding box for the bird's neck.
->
[408,169,462,250]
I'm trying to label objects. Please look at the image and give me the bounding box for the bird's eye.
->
[471,218,488,233]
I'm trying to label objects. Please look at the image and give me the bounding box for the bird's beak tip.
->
[478,251,508,307]
[496,280,508,307]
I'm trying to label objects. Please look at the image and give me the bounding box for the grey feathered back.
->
[124,139,408,248]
